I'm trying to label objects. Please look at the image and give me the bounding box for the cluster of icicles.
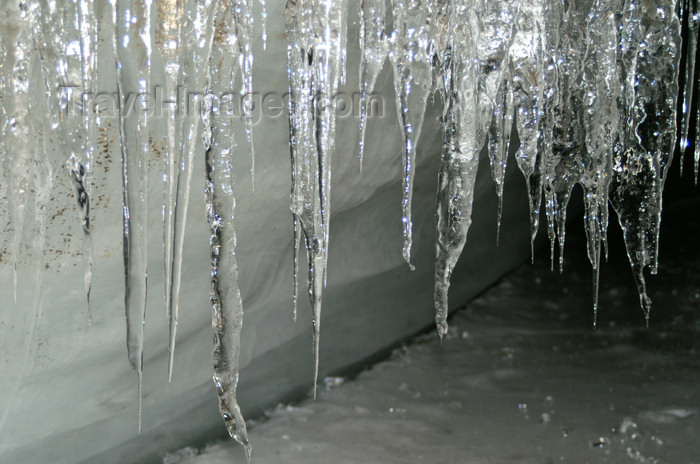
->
[0,0,698,457]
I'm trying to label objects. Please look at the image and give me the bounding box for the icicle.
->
[155,0,183,335]
[166,0,218,381]
[582,0,619,327]
[1,1,34,304]
[434,0,483,338]
[260,0,267,49]
[611,0,681,322]
[203,4,251,453]
[479,0,518,242]
[679,0,698,173]
[231,0,256,188]
[509,0,546,260]
[285,0,347,397]
[357,0,388,169]
[390,0,432,269]
[113,0,152,432]
[76,0,97,318]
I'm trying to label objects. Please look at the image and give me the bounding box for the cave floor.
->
[164,196,700,464]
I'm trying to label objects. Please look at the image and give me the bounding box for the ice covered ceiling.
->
[0,0,697,456]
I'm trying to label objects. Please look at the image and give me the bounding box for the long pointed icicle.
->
[286,0,347,397]
[203,3,250,453]
[434,0,483,337]
[509,0,546,259]
[166,0,218,381]
[582,0,618,327]
[113,0,152,432]
[390,0,432,269]
[155,0,183,344]
[679,0,698,173]
[76,0,97,319]
[357,0,388,169]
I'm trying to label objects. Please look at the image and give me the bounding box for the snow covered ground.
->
[162,196,700,464]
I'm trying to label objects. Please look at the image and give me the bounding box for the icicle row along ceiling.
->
[0,0,698,455]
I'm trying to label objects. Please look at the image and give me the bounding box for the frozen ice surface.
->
[163,197,700,464]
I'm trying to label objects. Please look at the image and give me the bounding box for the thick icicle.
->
[357,0,388,168]
[202,3,250,453]
[611,0,681,322]
[434,0,482,337]
[390,0,432,268]
[285,0,347,397]
[113,0,152,431]
[166,0,218,380]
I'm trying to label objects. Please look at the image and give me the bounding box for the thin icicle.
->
[390,0,432,268]
[203,4,251,452]
[285,0,347,397]
[582,0,618,327]
[155,0,183,333]
[479,0,518,241]
[509,0,546,260]
[231,0,256,188]
[679,0,698,172]
[167,0,218,381]
[357,0,388,169]
[113,0,152,432]
[260,0,267,49]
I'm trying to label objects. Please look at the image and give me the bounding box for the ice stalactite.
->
[202,1,250,453]
[155,0,183,339]
[434,0,484,338]
[286,0,347,396]
[165,0,218,381]
[390,0,432,268]
[581,0,618,327]
[508,0,545,260]
[611,0,681,323]
[679,0,699,175]
[231,0,256,188]
[1,0,34,303]
[76,0,97,318]
[113,0,152,432]
[480,0,517,241]
[357,0,388,169]
[0,0,52,433]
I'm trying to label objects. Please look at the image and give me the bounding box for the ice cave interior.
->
[0,0,698,463]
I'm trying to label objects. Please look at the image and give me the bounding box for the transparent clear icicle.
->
[679,0,698,174]
[611,0,681,322]
[202,3,251,453]
[155,0,183,335]
[113,0,152,432]
[541,0,584,275]
[581,0,618,327]
[508,0,546,258]
[357,0,388,169]
[285,0,347,397]
[166,0,218,381]
[390,0,432,268]
[434,0,483,337]
[479,0,517,241]
[0,0,52,433]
